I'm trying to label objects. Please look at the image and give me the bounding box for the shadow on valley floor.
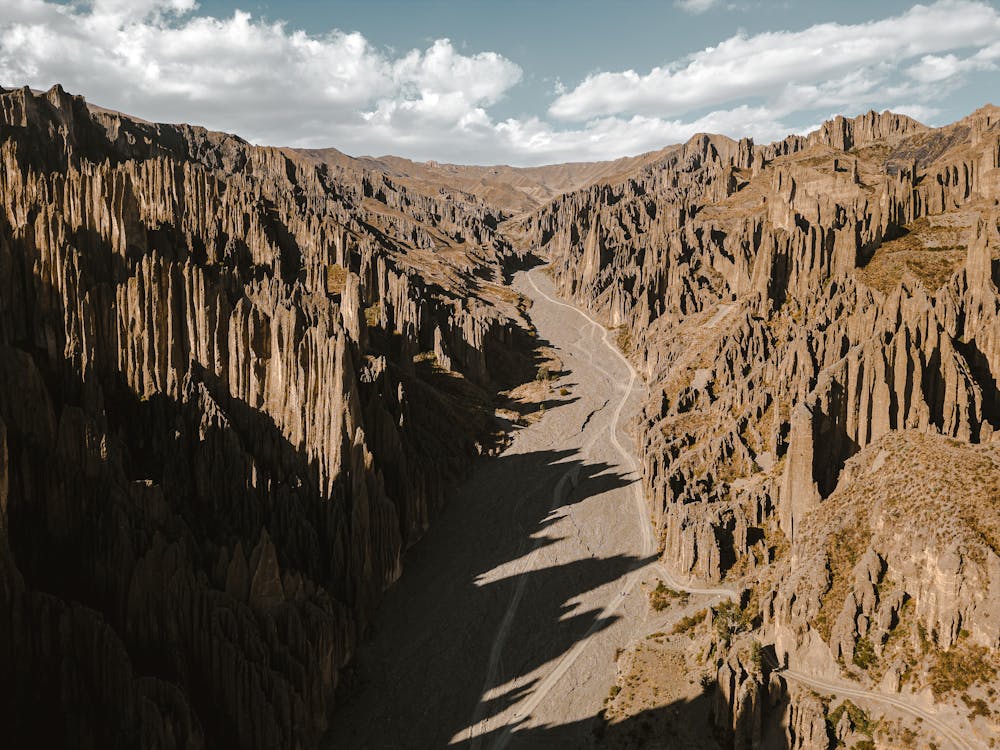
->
[470,691,725,750]
[326,446,654,749]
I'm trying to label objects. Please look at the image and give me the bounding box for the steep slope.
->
[0,84,539,749]
[515,107,1000,748]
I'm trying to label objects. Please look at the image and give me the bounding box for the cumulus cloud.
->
[550,0,1000,120]
[0,0,997,165]
[0,0,522,153]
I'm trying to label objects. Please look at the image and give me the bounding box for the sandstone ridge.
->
[516,106,1000,747]
[0,83,539,749]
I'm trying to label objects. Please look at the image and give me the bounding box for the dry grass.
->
[599,640,713,748]
[928,640,998,699]
[671,608,708,635]
[855,216,969,294]
[813,519,870,643]
[495,346,564,425]
[792,431,1000,712]
[326,263,349,295]
[364,301,382,328]
[615,326,632,354]
[479,281,523,306]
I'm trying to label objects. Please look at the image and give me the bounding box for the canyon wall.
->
[517,107,1000,745]
[0,85,532,749]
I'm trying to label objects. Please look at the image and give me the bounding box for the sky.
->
[1,0,999,165]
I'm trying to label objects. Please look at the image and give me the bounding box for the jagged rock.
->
[0,84,535,750]
[515,105,1000,741]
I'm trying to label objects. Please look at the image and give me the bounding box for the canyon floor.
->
[328,268,718,748]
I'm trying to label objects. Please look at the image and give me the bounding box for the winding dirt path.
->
[327,267,660,748]
[327,267,973,750]
[764,658,977,750]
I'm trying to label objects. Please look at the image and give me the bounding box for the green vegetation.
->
[712,599,751,647]
[826,700,874,744]
[928,641,997,699]
[853,636,878,672]
[962,694,991,719]
[648,580,689,612]
[672,608,708,635]
[750,640,763,673]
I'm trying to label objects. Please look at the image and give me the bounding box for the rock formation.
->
[0,84,535,749]
[4,80,1000,749]
[516,106,1000,746]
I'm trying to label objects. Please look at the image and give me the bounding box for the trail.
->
[327,267,973,750]
[478,271,736,749]
[328,266,658,749]
[764,657,976,750]
[485,270,971,750]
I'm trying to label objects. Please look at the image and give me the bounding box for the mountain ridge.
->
[1,82,998,749]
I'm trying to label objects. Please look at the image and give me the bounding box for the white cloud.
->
[907,44,1000,83]
[0,0,521,153]
[0,0,997,165]
[550,0,1000,120]
[675,0,721,13]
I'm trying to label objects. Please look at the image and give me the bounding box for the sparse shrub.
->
[699,673,715,695]
[672,608,707,635]
[648,580,688,611]
[712,599,750,646]
[364,302,382,327]
[750,640,763,672]
[826,700,874,739]
[962,695,990,719]
[928,642,997,698]
[853,637,877,671]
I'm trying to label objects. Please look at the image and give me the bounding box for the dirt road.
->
[327,267,658,748]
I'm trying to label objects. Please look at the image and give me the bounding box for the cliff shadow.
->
[327,446,654,749]
[465,690,726,750]
[0,336,394,749]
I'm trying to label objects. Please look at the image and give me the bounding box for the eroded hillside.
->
[0,84,540,749]
[515,107,1000,748]
[3,81,999,750]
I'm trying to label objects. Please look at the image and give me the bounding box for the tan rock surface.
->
[515,105,1000,748]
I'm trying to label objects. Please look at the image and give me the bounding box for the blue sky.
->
[1,0,999,164]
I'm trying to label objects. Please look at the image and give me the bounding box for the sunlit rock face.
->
[517,106,1000,747]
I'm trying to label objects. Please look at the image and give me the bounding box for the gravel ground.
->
[326,268,655,749]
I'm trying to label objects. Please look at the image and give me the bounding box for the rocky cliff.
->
[516,106,1000,746]
[0,85,537,749]
[5,81,1000,748]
